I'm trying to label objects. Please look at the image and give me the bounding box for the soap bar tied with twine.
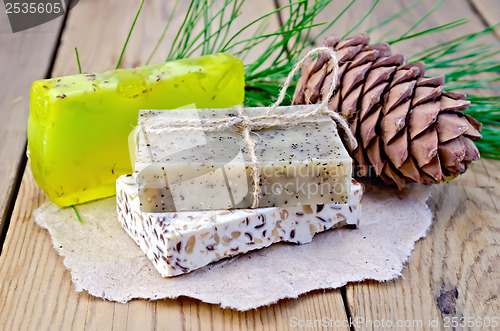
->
[135,47,357,211]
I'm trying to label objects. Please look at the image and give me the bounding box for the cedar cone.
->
[292,34,482,189]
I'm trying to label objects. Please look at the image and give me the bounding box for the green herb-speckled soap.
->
[28,53,244,206]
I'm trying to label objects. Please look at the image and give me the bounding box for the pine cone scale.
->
[364,66,396,93]
[381,101,408,143]
[411,130,438,167]
[436,114,469,142]
[465,118,482,138]
[421,155,444,181]
[360,83,387,120]
[385,81,416,114]
[360,106,381,147]
[409,102,441,139]
[342,63,372,96]
[464,138,480,160]
[417,75,445,87]
[440,96,469,112]
[399,156,422,183]
[439,137,467,168]
[412,86,443,107]
[366,136,384,175]
[384,131,408,168]
[373,54,405,68]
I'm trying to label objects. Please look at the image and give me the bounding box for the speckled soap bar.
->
[135,106,353,212]
[116,175,363,277]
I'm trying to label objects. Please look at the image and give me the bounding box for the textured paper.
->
[34,184,432,311]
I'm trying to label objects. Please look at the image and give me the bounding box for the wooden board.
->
[0,10,63,241]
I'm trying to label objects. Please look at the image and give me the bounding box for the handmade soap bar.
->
[116,175,362,277]
[27,53,244,207]
[135,106,353,212]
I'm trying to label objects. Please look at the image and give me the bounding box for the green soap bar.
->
[28,53,244,206]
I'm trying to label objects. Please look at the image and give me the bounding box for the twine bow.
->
[140,47,357,208]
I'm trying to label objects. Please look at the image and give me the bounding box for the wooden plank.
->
[0,9,64,244]
[470,0,500,38]
[335,0,500,329]
[346,160,500,330]
[0,0,350,329]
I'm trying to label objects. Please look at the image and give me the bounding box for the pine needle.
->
[388,18,469,44]
[167,0,196,60]
[220,1,303,52]
[72,205,83,223]
[409,24,500,61]
[75,47,82,74]
[398,0,444,39]
[304,0,356,49]
[366,0,422,35]
[223,22,328,52]
[116,0,145,69]
[238,18,270,61]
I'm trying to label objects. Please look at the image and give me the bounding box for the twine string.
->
[263,47,357,151]
[235,105,261,208]
[139,47,358,208]
[265,47,339,116]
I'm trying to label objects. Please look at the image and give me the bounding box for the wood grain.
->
[0,11,63,242]
[0,0,350,330]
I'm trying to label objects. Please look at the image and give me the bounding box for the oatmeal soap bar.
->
[28,53,244,207]
[117,175,363,277]
[135,106,353,212]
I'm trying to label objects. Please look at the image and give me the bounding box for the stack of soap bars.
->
[116,106,363,277]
